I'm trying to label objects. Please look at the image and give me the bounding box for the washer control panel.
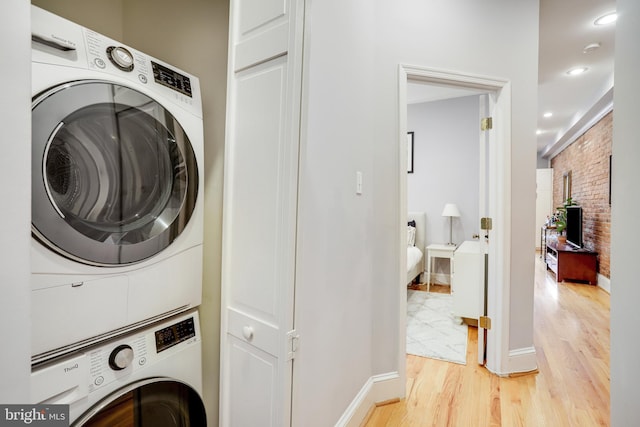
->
[31,311,200,406]
[88,334,147,391]
[86,314,199,393]
[155,316,196,353]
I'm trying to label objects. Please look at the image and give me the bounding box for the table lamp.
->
[442,203,461,245]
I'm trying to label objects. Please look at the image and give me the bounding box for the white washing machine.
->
[30,6,204,362]
[31,309,206,426]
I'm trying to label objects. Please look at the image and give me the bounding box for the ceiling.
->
[537,0,615,158]
[407,0,616,160]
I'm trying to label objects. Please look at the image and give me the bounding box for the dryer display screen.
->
[155,317,196,353]
[152,61,193,97]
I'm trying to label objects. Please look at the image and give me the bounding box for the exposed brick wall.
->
[551,112,612,278]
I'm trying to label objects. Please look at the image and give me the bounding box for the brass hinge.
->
[481,217,493,231]
[479,316,492,330]
[286,330,299,361]
[481,117,493,131]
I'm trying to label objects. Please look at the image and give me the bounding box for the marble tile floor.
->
[406,290,468,365]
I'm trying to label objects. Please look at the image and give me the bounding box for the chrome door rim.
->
[31,80,199,266]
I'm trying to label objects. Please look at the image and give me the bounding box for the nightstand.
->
[425,243,456,292]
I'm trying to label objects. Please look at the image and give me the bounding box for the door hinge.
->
[481,117,493,131]
[479,316,492,330]
[286,330,299,361]
[480,217,493,231]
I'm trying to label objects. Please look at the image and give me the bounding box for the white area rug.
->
[406,290,468,365]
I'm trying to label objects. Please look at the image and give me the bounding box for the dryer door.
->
[73,379,206,426]
[32,80,199,266]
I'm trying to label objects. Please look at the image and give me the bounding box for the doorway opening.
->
[405,88,484,364]
[397,65,513,387]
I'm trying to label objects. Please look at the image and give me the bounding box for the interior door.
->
[477,93,494,365]
[535,169,554,249]
[220,0,305,426]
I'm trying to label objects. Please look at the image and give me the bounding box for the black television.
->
[565,206,583,248]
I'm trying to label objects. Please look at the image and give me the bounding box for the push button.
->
[94,58,106,69]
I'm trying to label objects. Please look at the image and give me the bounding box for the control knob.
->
[109,344,134,371]
[106,46,134,72]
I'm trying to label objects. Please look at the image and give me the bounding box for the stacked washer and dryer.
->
[30,6,206,425]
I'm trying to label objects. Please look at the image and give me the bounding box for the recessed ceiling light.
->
[594,12,617,26]
[536,130,543,135]
[567,67,588,76]
[583,42,601,53]
[543,112,553,118]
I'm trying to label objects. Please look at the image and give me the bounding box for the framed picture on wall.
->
[609,154,612,205]
[562,171,571,201]
[407,132,414,174]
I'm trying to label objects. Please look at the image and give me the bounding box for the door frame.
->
[397,64,512,378]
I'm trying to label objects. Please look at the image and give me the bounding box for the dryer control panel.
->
[151,61,193,97]
[31,5,202,117]
[83,28,198,110]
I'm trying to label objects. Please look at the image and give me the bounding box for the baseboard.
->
[507,346,538,374]
[335,372,402,427]
[597,273,610,294]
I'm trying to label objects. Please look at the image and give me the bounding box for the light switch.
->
[356,171,363,195]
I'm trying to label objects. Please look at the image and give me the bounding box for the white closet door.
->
[535,168,554,249]
[220,0,304,426]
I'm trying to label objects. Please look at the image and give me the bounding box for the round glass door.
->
[73,379,206,426]
[32,80,199,266]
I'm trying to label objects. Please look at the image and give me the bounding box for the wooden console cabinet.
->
[545,240,598,285]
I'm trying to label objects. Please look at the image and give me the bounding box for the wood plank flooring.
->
[364,253,610,426]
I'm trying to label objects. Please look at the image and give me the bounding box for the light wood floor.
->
[365,253,610,426]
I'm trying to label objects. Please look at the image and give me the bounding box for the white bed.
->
[407,212,426,284]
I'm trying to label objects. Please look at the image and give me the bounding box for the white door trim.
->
[398,64,512,377]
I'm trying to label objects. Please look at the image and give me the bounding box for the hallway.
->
[365,253,610,426]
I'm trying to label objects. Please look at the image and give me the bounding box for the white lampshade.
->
[441,203,461,217]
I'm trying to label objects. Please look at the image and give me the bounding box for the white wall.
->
[292,0,376,424]
[611,0,640,424]
[407,96,480,247]
[371,0,539,375]
[537,153,550,168]
[293,1,538,424]
[0,0,31,403]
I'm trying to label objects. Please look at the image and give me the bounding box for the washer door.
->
[73,379,206,426]
[32,80,199,266]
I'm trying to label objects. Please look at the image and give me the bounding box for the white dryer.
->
[30,6,204,362]
[31,309,206,426]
